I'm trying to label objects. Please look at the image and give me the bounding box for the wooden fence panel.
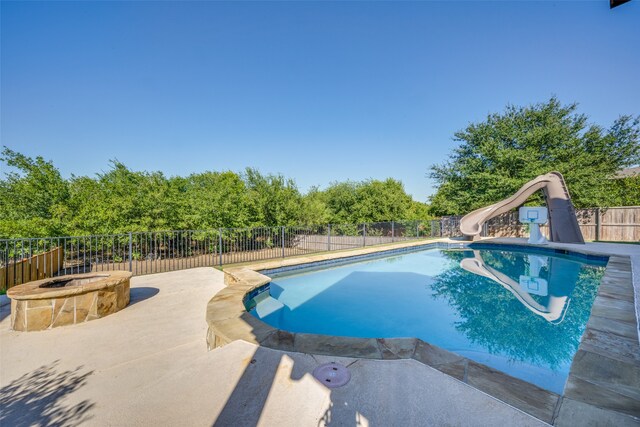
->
[0,247,64,291]
[600,207,640,242]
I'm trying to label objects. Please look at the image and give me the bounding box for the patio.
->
[0,266,551,426]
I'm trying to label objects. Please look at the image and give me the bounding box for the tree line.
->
[0,149,430,238]
[2,98,638,239]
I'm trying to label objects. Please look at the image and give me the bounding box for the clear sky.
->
[1,1,638,201]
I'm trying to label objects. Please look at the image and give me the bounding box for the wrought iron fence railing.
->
[3,207,636,291]
[0,220,437,290]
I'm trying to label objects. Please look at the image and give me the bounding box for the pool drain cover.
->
[312,362,351,388]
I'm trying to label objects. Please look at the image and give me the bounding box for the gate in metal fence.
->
[0,220,435,290]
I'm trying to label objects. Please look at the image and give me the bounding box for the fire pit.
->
[7,271,132,331]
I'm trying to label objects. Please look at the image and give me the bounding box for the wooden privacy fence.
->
[569,207,639,241]
[440,207,640,242]
[1,247,64,291]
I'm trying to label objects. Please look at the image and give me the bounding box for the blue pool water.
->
[248,247,607,394]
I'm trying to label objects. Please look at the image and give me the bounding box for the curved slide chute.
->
[459,172,584,244]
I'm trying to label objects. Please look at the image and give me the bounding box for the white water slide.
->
[459,172,584,244]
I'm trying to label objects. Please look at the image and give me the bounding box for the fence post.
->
[595,208,601,241]
[327,224,331,252]
[363,224,367,247]
[128,233,133,272]
[3,241,8,292]
[218,228,223,267]
[391,221,395,242]
[281,226,285,258]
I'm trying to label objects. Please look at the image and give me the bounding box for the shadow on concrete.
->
[317,386,369,427]
[0,295,10,322]
[0,360,95,427]
[213,345,368,426]
[214,346,304,426]
[129,287,160,306]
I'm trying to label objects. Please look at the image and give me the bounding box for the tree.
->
[66,161,178,234]
[406,200,432,220]
[318,179,430,224]
[243,168,302,226]
[429,98,640,215]
[0,148,430,238]
[322,181,359,224]
[0,148,70,238]
[180,171,250,230]
[299,187,332,226]
[353,178,415,223]
[610,176,640,207]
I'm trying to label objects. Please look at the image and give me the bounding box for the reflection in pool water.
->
[249,247,606,393]
[460,250,573,323]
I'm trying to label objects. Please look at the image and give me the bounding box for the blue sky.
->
[1,1,638,201]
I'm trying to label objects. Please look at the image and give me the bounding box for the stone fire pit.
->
[7,271,132,331]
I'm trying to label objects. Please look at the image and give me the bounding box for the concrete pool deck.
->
[209,238,640,425]
[1,266,549,426]
[1,239,639,426]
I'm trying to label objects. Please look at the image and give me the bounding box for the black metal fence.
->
[0,220,437,290]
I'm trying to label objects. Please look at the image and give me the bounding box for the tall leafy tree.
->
[429,98,640,215]
[0,148,70,237]
[243,168,302,226]
[298,187,332,226]
[322,181,359,224]
[315,179,430,224]
[610,175,640,206]
[353,178,415,223]
[67,161,178,234]
[180,171,250,230]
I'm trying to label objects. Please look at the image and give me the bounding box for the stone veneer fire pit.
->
[7,271,132,331]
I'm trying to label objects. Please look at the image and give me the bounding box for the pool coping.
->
[205,238,640,425]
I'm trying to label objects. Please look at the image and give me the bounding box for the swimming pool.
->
[247,245,607,394]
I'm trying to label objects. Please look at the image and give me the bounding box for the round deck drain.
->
[312,362,351,388]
